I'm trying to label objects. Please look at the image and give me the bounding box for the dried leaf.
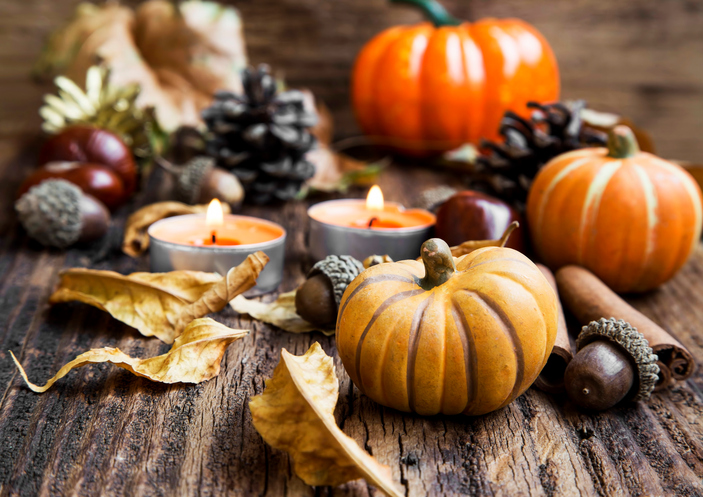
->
[450,221,519,258]
[250,343,403,496]
[122,201,232,257]
[305,91,333,147]
[10,318,247,393]
[230,291,334,336]
[49,252,268,343]
[34,1,248,131]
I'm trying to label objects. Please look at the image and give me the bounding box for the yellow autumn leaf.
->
[49,252,268,343]
[230,291,334,336]
[10,318,247,393]
[122,201,231,257]
[249,343,403,497]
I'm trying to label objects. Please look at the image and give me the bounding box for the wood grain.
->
[1,0,703,161]
[1,1,703,495]
[0,133,703,496]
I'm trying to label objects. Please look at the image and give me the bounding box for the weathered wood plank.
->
[1,0,703,162]
[1,125,703,496]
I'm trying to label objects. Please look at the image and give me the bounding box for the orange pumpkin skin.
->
[336,242,557,416]
[526,127,703,293]
[352,17,559,154]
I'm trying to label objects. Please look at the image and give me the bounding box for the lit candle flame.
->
[366,185,384,211]
[206,198,224,227]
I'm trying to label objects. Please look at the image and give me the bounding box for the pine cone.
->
[473,101,607,210]
[202,64,318,204]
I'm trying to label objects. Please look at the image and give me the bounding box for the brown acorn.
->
[157,157,244,209]
[564,318,659,411]
[15,179,110,248]
[17,162,126,210]
[295,255,365,328]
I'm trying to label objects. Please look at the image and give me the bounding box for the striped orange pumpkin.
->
[526,126,703,293]
[336,238,557,416]
[351,0,559,154]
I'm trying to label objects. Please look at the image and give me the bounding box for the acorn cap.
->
[577,318,660,402]
[15,179,82,248]
[307,255,364,307]
[174,156,215,204]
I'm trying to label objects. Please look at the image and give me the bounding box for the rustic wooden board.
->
[0,137,703,496]
[1,0,703,161]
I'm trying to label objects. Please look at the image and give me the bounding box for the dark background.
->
[2,0,703,161]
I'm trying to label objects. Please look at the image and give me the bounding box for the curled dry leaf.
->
[34,1,247,131]
[307,95,333,147]
[249,343,403,497]
[10,318,247,393]
[450,220,519,258]
[49,252,268,343]
[230,291,334,336]
[123,201,232,257]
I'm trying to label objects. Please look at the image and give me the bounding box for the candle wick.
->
[211,231,217,244]
[367,217,378,229]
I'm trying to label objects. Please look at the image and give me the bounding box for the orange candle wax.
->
[190,231,242,246]
[149,215,284,247]
[308,200,435,231]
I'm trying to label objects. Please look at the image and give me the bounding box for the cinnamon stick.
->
[556,265,695,390]
[534,264,573,394]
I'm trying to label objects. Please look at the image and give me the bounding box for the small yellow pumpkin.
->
[336,239,557,416]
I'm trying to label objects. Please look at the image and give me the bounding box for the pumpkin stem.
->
[390,0,461,27]
[419,238,456,290]
[498,221,519,248]
[607,125,640,159]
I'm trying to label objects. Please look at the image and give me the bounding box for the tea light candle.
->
[307,186,435,262]
[148,199,286,294]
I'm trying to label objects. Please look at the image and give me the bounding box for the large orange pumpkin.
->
[336,238,557,416]
[351,0,559,154]
[526,126,703,293]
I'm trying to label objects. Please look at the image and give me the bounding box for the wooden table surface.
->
[1,138,703,497]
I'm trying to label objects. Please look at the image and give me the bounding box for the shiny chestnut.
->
[38,126,137,195]
[435,190,525,252]
[18,162,126,210]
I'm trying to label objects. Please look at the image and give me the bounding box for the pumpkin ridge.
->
[578,159,621,264]
[354,288,426,394]
[631,163,659,289]
[535,156,592,247]
[457,25,484,143]
[370,28,407,136]
[406,293,434,413]
[337,274,415,330]
[479,270,554,370]
[461,289,524,406]
[451,301,477,411]
[651,157,703,257]
[458,256,533,273]
[662,178,698,285]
